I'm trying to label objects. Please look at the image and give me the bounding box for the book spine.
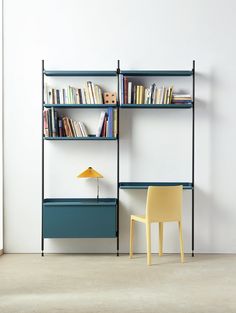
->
[58,117,63,137]
[56,90,60,104]
[108,108,113,138]
[128,82,132,104]
[43,110,49,137]
[96,111,106,137]
[119,74,124,105]
[78,89,83,104]
[140,86,144,104]
[79,122,88,137]
[51,108,56,137]
[62,117,69,136]
[54,111,58,136]
[124,77,128,104]
[137,86,140,104]
[133,85,136,104]
[87,82,94,104]
[113,109,117,137]
[85,86,91,104]
[48,109,52,136]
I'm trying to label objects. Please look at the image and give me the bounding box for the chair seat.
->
[131,215,146,223]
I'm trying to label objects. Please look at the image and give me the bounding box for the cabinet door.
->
[43,204,117,238]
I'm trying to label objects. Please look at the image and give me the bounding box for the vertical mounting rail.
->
[192,60,195,257]
[116,60,120,256]
[41,60,45,257]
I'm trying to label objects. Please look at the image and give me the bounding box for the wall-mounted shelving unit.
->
[42,60,195,257]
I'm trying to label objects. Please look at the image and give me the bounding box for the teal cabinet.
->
[43,198,117,238]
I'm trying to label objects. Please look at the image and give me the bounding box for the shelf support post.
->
[192,60,195,257]
[42,60,45,257]
[116,60,120,256]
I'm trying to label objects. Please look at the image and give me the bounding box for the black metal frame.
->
[41,60,120,256]
[116,60,120,256]
[192,60,195,257]
[41,60,195,257]
[41,60,45,256]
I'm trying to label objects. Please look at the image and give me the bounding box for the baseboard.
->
[0,249,4,256]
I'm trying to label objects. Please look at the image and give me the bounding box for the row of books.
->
[118,75,192,105]
[43,108,117,138]
[45,82,112,105]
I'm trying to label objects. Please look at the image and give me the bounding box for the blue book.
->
[108,108,113,137]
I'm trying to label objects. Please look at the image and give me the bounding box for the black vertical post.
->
[192,60,195,257]
[41,60,45,257]
[116,60,120,256]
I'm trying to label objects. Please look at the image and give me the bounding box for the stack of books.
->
[43,108,117,138]
[172,94,192,104]
[45,82,116,105]
[43,109,88,138]
[119,75,192,105]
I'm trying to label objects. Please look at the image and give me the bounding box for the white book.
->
[59,89,63,104]
[94,85,99,104]
[98,87,103,104]
[74,121,82,137]
[96,111,106,137]
[119,74,123,104]
[82,88,87,104]
[128,82,132,104]
[79,122,88,137]
[91,83,96,104]
[87,82,94,104]
[76,88,80,104]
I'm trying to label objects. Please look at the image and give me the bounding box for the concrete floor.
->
[0,254,236,313]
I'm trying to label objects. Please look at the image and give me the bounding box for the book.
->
[124,77,128,104]
[58,117,63,137]
[79,122,88,137]
[108,108,114,138]
[113,109,117,137]
[43,110,49,137]
[119,74,124,104]
[74,121,83,137]
[96,111,106,137]
[128,82,132,104]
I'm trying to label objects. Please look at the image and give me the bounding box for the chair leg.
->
[129,218,134,258]
[146,222,152,265]
[178,221,184,263]
[159,222,163,256]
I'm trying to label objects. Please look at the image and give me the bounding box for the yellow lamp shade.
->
[77,167,103,179]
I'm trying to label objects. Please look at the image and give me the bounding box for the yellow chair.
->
[129,185,184,265]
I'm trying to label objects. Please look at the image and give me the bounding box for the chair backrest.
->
[146,186,183,222]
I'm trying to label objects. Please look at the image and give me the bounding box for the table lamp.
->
[77,167,103,199]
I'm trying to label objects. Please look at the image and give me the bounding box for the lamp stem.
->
[97,178,99,199]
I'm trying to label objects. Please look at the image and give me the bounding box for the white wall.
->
[3,0,236,253]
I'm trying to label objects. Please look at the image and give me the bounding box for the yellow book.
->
[137,86,140,104]
[140,86,144,104]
